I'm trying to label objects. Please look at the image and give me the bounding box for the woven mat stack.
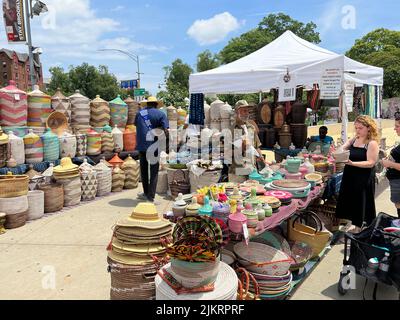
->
[107,202,172,300]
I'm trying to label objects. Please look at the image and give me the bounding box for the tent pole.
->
[259,91,262,103]
[340,88,348,145]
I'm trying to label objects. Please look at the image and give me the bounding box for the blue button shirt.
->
[311,135,334,144]
[135,108,169,151]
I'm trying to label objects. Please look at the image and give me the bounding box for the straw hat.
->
[54,157,79,173]
[107,250,156,266]
[140,96,161,108]
[111,238,167,255]
[235,100,250,111]
[116,202,172,229]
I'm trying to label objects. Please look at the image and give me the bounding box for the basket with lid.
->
[90,95,110,127]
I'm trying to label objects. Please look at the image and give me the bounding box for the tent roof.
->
[189,30,384,94]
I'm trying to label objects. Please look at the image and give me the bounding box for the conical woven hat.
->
[116,203,172,229]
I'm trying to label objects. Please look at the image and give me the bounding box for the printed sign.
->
[320,68,343,99]
[344,81,355,112]
[3,0,26,43]
[278,86,296,102]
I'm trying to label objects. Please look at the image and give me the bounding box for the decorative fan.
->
[172,216,222,247]
[46,111,68,136]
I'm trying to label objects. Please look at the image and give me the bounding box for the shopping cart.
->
[338,212,400,300]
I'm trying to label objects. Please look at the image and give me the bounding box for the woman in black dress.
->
[336,115,380,233]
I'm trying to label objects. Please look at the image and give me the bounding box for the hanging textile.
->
[308,84,320,111]
[353,86,363,116]
[189,93,205,125]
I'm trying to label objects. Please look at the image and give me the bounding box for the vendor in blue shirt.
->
[306,126,334,147]
[135,96,169,204]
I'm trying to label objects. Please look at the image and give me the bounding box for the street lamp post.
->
[24,0,48,89]
[97,49,143,88]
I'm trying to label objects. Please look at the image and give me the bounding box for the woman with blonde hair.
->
[335,115,380,233]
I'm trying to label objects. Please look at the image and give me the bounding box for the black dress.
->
[335,141,376,227]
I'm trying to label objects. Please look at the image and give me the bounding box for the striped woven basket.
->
[90,95,110,127]
[57,177,81,207]
[0,81,28,127]
[0,174,29,198]
[5,210,28,229]
[38,183,64,213]
[112,166,125,192]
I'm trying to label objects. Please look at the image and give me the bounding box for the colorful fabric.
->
[189,93,205,125]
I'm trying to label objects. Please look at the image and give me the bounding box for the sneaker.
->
[137,193,148,200]
[147,198,160,206]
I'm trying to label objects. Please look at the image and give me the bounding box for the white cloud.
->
[112,5,125,12]
[187,12,244,46]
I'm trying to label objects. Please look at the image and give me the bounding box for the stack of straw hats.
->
[107,202,173,300]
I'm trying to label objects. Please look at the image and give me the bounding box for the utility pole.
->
[24,0,36,89]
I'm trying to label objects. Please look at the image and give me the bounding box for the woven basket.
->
[38,183,64,213]
[0,174,29,198]
[5,210,28,229]
[107,257,158,300]
[156,171,168,194]
[112,166,125,192]
[27,190,44,220]
[234,242,293,276]
[57,177,81,207]
[169,169,191,199]
[0,195,29,215]
[308,200,340,233]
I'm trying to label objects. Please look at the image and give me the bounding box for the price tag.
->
[14,94,20,101]
[242,223,249,245]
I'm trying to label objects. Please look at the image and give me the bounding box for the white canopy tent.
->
[189,30,383,94]
[189,30,384,142]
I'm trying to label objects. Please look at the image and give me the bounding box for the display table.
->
[255,185,325,234]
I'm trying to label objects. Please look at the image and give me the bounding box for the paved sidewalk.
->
[0,183,399,300]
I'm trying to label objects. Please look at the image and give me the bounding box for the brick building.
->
[0,48,44,91]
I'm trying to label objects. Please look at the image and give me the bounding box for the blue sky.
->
[0,0,399,95]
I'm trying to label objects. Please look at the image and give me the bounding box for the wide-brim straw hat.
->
[116,202,172,229]
[46,111,68,136]
[112,238,168,255]
[115,225,172,237]
[235,100,250,112]
[140,96,161,108]
[108,250,156,266]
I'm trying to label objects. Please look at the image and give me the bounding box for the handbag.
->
[287,210,332,259]
[236,267,261,300]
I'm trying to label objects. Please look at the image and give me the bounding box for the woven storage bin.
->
[123,128,136,151]
[90,95,110,127]
[5,210,28,229]
[59,133,77,158]
[156,170,168,194]
[28,126,46,137]
[95,159,112,196]
[56,177,81,207]
[8,131,25,165]
[24,129,44,164]
[0,174,29,198]
[112,165,125,192]
[80,171,98,201]
[69,90,90,130]
[107,257,158,300]
[210,100,224,121]
[27,190,44,220]
[110,95,128,128]
[0,195,28,215]
[38,183,64,213]
[0,81,28,127]
[51,88,71,124]
[3,126,28,138]
[42,129,60,162]
[189,170,220,193]
[121,156,139,189]
[86,129,102,156]
[75,133,87,157]
[169,169,190,199]
[101,132,114,153]
[308,200,340,233]
[27,85,52,127]
[0,140,8,168]
[125,96,139,125]
[111,125,123,152]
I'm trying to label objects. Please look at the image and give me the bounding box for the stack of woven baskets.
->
[107,203,172,300]
[0,173,29,229]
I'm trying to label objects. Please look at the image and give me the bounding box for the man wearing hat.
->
[135,96,169,204]
[229,100,269,182]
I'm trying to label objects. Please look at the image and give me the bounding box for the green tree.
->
[196,50,220,72]
[346,29,400,98]
[47,67,72,96]
[346,28,400,62]
[219,13,320,64]
[162,59,193,106]
[48,63,122,101]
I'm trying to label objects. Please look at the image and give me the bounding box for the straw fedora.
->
[235,100,250,111]
[116,203,172,229]
[140,96,161,108]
